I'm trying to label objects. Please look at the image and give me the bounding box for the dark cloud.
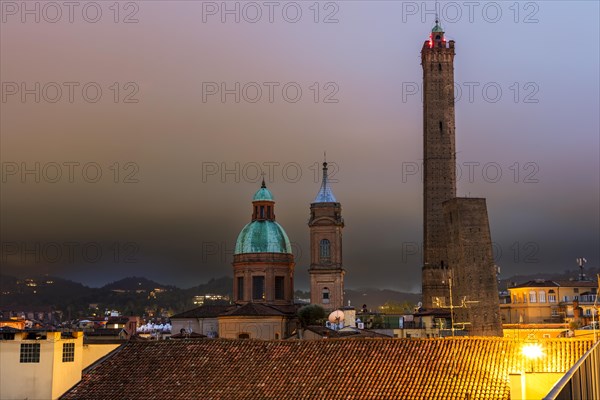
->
[1,2,598,290]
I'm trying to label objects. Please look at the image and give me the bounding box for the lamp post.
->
[520,343,544,399]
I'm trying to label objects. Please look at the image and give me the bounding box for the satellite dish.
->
[328,310,345,323]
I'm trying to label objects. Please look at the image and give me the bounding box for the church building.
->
[218,180,299,339]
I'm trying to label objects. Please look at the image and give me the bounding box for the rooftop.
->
[512,280,598,289]
[170,305,233,319]
[62,337,593,400]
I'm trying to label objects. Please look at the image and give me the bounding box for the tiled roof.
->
[305,326,390,338]
[169,331,207,339]
[170,305,233,319]
[61,337,593,400]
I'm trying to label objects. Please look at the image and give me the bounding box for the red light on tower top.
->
[431,19,446,48]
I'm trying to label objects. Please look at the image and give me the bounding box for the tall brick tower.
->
[421,20,457,309]
[309,161,345,311]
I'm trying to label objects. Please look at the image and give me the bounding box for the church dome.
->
[253,186,274,201]
[234,220,292,254]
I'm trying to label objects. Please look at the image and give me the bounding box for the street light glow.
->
[522,343,543,359]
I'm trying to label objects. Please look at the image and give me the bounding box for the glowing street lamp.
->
[520,343,544,399]
[522,343,543,360]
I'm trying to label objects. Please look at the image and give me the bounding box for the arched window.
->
[320,239,331,261]
[238,333,250,339]
[538,291,546,303]
[529,291,537,303]
[322,287,330,304]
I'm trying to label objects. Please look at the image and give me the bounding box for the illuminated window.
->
[320,239,331,262]
[322,287,330,304]
[20,343,40,363]
[529,291,537,303]
[538,291,546,303]
[252,276,265,300]
[62,343,75,362]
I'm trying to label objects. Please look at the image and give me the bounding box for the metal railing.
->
[543,339,600,400]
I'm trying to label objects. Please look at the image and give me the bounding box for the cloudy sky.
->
[1,1,598,292]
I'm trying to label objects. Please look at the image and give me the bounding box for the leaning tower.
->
[421,20,457,309]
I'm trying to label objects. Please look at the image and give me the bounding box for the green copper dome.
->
[432,22,444,33]
[253,187,274,201]
[234,220,292,254]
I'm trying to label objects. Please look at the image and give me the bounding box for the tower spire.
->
[314,156,337,203]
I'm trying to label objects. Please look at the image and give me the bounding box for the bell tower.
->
[309,160,344,311]
[421,20,457,309]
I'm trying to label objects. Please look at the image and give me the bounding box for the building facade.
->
[0,330,83,400]
[500,279,598,325]
[309,161,345,311]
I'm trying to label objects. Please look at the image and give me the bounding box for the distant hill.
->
[102,277,177,291]
[1,267,597,320]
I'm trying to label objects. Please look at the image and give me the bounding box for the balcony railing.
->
[543,339,600,400]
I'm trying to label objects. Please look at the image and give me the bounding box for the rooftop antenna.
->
[576,257,587,281]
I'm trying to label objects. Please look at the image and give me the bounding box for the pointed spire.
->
[261,171,266,188]
[314,155,337,203]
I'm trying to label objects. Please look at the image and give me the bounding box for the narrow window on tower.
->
[252,276,265,300]
[320,239,331,262]
[322,287,330,304]
[237,277,244,301]
[260,205,265,219]
[275,276,285,300]
[267,206,271,218]
[439,121,443,134]
[438,63,442,71]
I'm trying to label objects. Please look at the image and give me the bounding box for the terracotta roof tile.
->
[61,337,593,400]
